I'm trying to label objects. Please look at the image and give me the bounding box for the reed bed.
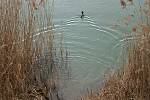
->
[0,0,68,100]
[81,0,150,100]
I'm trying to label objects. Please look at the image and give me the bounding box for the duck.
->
[80,11,85,19]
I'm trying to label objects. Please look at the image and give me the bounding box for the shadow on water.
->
[31,25,71,100]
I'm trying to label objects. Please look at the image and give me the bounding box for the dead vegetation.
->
[0,0,68,100]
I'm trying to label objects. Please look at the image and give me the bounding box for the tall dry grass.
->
[81,0,150,100]
[0,0,67,100]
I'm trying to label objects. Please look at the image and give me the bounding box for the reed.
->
[81,0,150,100]
[0,0,67,99]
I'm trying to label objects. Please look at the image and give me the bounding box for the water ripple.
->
[33,15,123,70]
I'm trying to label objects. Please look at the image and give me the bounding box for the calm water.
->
[53,0,127,99]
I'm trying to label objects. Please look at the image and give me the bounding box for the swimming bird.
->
[80,11,85,19]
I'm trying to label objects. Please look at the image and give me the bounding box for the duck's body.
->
[80,15,84,19]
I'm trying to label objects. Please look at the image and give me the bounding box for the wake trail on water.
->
[32,15,124,66]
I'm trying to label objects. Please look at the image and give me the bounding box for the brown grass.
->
[0,0,67,100]
[81,0,150,100]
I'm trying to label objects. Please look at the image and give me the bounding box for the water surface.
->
[53,0,131,99]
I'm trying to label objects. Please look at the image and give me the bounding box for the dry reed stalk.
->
[0,0,67,100]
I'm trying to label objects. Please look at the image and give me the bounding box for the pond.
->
[52,0,137,99]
